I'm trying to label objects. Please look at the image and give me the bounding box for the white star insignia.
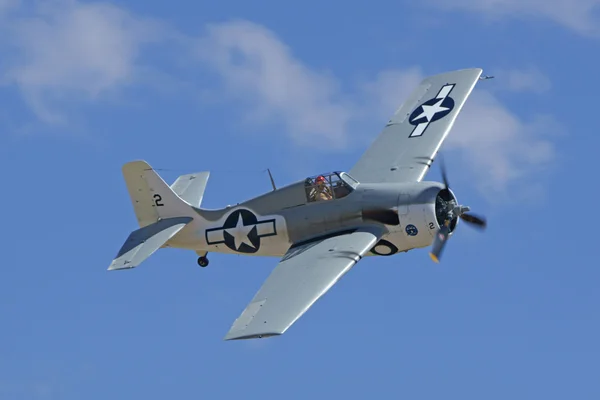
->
[225,213,256,250]
[414,98,449,122]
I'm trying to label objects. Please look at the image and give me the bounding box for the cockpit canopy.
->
[304,171,359,203]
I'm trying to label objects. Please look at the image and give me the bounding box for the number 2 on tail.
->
[153,194,164,207]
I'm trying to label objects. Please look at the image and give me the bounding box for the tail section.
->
[109,160,205,271]
[170,171,210,208]
[108,216,193,270]
[122,160,199,227]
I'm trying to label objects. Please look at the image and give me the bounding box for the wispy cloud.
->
[424,0,600,37]
[360,67,425,119]
[195,20,353,148]
[445,90,559,199]
[0,1,560,196]
[1,0,167,124]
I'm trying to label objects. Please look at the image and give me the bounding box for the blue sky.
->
[1,0,599,398]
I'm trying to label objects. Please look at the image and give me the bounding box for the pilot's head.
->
[316,175,326,186]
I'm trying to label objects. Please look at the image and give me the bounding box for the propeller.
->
[459,212,487,228]
[429,156,487,263]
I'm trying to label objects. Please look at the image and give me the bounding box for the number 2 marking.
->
[153,194,164,207]
[429,222,435,229]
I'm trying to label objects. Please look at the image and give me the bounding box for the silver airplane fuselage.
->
[168,176,459,259]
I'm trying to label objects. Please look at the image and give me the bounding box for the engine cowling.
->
[361,181,464,254]
[383,183,450,250]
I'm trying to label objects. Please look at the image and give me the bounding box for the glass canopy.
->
[303,171,359,203]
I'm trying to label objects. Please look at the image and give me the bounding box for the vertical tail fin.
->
[170,171,210,208]
[122,160,197,227]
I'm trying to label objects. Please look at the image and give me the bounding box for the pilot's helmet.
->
[316,175,326,184]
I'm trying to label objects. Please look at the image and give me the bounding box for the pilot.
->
[314,175,333,201]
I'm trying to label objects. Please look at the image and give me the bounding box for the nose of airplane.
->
[429,157,487,263]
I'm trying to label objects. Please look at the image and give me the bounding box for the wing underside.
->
[349,68,483,184]
[223,227,383,340]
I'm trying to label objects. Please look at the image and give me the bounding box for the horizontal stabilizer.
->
[108,216,193,271]
[170,171,210,208]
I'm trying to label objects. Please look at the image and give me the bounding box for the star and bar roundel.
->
[408,83,456,138]
[205,209,277,253]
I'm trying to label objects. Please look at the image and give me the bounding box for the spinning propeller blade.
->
[460,213,487,229]
[439,154,450,190]
[429,221,451,263]
[429,155,487,263]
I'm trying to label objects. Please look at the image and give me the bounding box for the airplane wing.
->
[223,227,383,340]
[349,68,483,183]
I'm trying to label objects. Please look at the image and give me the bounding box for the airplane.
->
[108,68,488,340]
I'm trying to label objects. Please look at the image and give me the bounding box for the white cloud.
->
[195,20,353,148]
[444,90,558,198]
[1,0,167,124]
[360,67,424,118]
[0,5,559,197]
[425,0,600,37]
